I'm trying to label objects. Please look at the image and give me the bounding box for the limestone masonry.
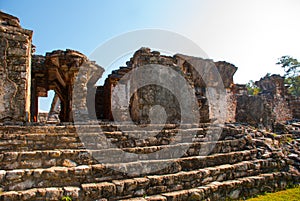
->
[0,11,32,123]
[0,11,300,201]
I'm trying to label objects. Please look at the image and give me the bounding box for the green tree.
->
[276,56,300,96]
[246,80,261,95]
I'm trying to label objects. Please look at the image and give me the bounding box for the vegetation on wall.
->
[246,80,261,95]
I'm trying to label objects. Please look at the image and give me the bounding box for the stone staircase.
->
[0,123,299,201]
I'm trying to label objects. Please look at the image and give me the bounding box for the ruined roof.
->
[0,11,20,27]
[45,49,87,69]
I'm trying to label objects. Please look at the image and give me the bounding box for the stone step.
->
[159,172,297,201]
[0,126,246,151]
[0,159,288,201]
[0,124,242,138]
[0,137,251,169]
[123,172,298,201]
[113,158,283,200]
[74,122,213,131]
[0,149,258,191]
[0,133,84,151]
[0,124,211,135]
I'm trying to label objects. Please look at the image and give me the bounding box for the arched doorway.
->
[30,50,103,123]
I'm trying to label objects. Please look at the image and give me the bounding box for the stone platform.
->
[0,123,299,200]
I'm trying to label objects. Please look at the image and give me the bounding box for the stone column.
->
[0,11,33,123]
[73,61,104,122]
[47,93,60,122]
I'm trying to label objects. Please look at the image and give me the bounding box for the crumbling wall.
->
[225,89,237,123]
[0,11,32,123]
[98,48,186,123]
[255,74,286,96]
[96,48,238,124]
[288,96,300,119]
[270,95,293,122]
[73,60,104,122]
[215,61,237,123]
[235,95,274,127]
[30,50,103,123]
[128,49,183,124]
[235,75,294,127]
[256,75,293,122]
[235,94,294,128]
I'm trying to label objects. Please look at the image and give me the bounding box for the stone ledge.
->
[0,151,274,192]
[1,172,296,201]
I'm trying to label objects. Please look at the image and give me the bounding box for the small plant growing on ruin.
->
[61,196,72,201]
[282,136,293,144]
[246,80,261,95]
[286,137,293,143]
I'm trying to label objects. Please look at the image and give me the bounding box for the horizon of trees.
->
[246,55,300,97]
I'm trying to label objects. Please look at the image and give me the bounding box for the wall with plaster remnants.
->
[0,11,32,122]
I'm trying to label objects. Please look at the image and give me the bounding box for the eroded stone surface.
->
[96,48,238,124]
[0,11,32,123]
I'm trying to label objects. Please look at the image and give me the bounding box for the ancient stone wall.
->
[215,61,238,123]
[256,75,293,122]
[96,48,196,123]
[225,89,237,123]
[235,75,294,127]
[0,11,33,123]
[233,84,248,95]
[255,74,286,96]
[235,95,274,127]
[96,48,238,124]
[73,60,104,121]
[31,50,103,123]
[269,95,293,122]
[288,96,300,119]
[127,49,187,124]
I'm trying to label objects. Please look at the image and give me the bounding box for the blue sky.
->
[2,0,300,111]
[1,0,178,54]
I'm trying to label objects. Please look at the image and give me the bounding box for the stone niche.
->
[0,11,33,123]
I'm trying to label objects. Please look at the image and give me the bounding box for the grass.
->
[246,186,300,201]
[61,196,72,201]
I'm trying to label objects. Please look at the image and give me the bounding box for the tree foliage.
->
[276,56,300,96]
[246,80,261,95]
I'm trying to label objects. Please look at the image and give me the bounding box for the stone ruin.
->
[0,11,299,127]
[0,11,103,124]
[235,74,300,128]
[0,11,32,123]
[0,11,300,201]
[95,48,237,124]
[31,50,103,123]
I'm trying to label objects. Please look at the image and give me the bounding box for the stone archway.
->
[31,50,103,122]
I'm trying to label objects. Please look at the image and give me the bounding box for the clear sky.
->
[2,0,300,111]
